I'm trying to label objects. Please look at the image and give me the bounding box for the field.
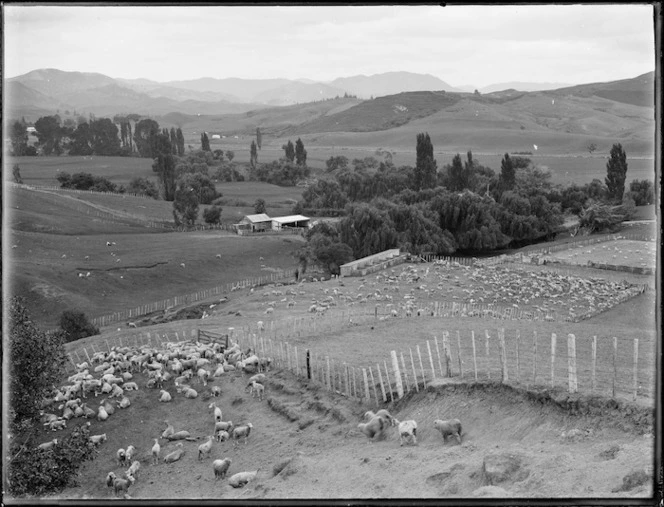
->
[548,240,657,269]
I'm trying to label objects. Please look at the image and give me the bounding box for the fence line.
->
[8,182,154,200]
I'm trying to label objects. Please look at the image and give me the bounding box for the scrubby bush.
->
[626,179,655,206]
[203,205,222,224]
[59,310,99,342]
[127,177,159,199]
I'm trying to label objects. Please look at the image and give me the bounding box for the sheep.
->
[113,475,135,497]
[211,386,222,397]
[116,448,127,466]
[213,365,225,377]
[249,381,264,401]
[163,442,185,463]
[247,373,266,386]
[231,423,253,446]
[97,406,109,422]
[62,406,75,420]
[38,438,58,451]
[258,357,271,373]
[209,402,222,422]
[106,471,117,491]
[109,383,124,398]
[433,418,462,444]
[167,430,193,441]
[127,322,137,329]
[81,403,96,419]
[159,390,172,403]
[162,421,175,440]
[151,439,160,465]
[364,409,397,427]
[125,445,137,463]
[116,396,131,409]
[212,458,232,480]
[126,460,140,479]
[215,420,234,433]
[257,321,265,332]
[228,470,258,488]
[90,433,108,446]
[102,399,116,415]
[123,381,138,391]
[181,386,198,399]
[198,436,214,460]
[264,307,274,315]
[398,420,418,446]
[358,416,388,442]
[197,368,210,386]
[215,430,230,442]
[48,418,67,431]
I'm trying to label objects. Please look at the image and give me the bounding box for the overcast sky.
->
[3,4,656,87]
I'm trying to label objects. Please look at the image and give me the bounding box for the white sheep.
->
[159,390,172,403]
[113,475,135,497]
[197,368,210,386]
[38,438,58,451]
[358,416,388,441]
[125,445,137,463]
[162,421,175,440]
[231,423,253,446]
[215,430,230,442]
[101,399,115,415]
[228,470,258,488]
[90,433,108,446]
[47,418,67,431]
[163,442,185,463]
[180,386,198,399]
[106,471,117,491]
[213,365,225,377]
[249,381,264,401]
[209,402,222,422]
[123,381,138,391]
[126,460,140,479]
[198,436,214,460]
[151,439,160,465]
[364,409,397,427]
[398,420,418,446]
[211,386,222,397]
[116,396,131,409]
[167,430,192,441]
[116,448,127,466]
[215,420,233,433]
[257,321,265,332]
[247,373,266,386]
[212,458,232,480]
[433,418,462,444]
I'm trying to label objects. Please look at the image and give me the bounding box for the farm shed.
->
[236,214,272,233]
[271,215,311,231]
[340,248,404,277]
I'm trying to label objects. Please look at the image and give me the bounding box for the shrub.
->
[203,205,222,224]
[127,177,159,199]
[7,423,98,497]
[59,310,99,342]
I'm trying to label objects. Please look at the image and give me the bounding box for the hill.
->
[549,72,655,108]
[328,71,463,97]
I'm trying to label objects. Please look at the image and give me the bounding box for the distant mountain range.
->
[4,68,655,125]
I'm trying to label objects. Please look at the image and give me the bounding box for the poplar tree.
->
[605,143,628,203]
[414,132,437,190]
[295,138,307,166]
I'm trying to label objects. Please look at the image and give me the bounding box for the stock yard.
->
[36,230,657,500]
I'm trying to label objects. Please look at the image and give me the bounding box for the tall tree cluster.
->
[414,132,437,190]
[605,143,628,203]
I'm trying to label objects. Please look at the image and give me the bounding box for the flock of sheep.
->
[36,336,273,498]
[358,409,463,447]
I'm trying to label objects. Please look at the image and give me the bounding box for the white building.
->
[271,215,311,231]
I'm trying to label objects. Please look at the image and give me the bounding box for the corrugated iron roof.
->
[243,214,272,222]
[271,215,310,223]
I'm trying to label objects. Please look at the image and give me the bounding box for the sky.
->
[3,4,657,88]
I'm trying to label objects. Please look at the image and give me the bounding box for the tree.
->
[170,127,178,155]
[201,132,211,152]
[34,115,64,155]
[414,132,437,190]
[12,164,23,184]
[226,150,235,162]
[587,143,597,154]
[90,118,121,155]
[173,184,199,227]
[68,122,94,155]
[626,179,655,206]
[498,153,516,193]
[59,310,99,342]
[203,205,223,224]
[10,120,29,156]
[447,153,466,191]
[254,198,266,214]
[605,143,628,203]
[282,140,295,162]
[176,127,185,156]
[295,138,307,166]
[256,127,262,150]
[250,140,258,168]
[133,118,160,157]
[127,177,159,199]
[8,297,66,432]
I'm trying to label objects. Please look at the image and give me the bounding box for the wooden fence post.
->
[409,348,419,392]
[484,330,491,380]
[591,336,597,392]
[499,328,508,383]
[416,345,426,388]
[612,337,618,398]
[391,351,404,399]
[426,341,436,380]
[306,350,311,380]
[550,333,557,388]
[369,367,379,406]
[363,368,370,401]
[434,336,444,377]
[383,361,393,402]
[471,331,478,381]
[376,364,387,402]
[442,331,452,377]
[400,352,410,393]
[456,331,463,379]
[515,330,520,382]
[632,338,639,401]
[286,343,291,372]
[294,346,299,377]
[326,357,331,391]
[532,330,538,385]
[567,334,577,394]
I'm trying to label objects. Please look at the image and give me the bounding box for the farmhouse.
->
[271,215,311,231]
[236,214,272,233]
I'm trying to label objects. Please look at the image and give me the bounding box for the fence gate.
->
[197,329,229,350]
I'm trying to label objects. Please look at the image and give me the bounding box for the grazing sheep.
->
[116,396,131,409]
[161,421,175,440]
[38,438,58,451]
[159,390,172,403]
[209,402,222,422]
[113,475,135,497]
[215,420,233,433]
[231,423,253,446]
[398,420,418,446]
[212,458,232,480]
[123,381,138,391]
[433,418,462,444]
[125,445,137,463]
[116,448,127,466]
[198,436,214,460]
[90,433,108,446]
[48,418,67,431]
[364,409,397,427]
[163,443,185,463]
[247,373,266,386]
[215,430,230,442]
[126,460,140,479]
[249,381,264,401]
[151,439,160,465]
[228,470,258,488]
[358,416,388,441]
